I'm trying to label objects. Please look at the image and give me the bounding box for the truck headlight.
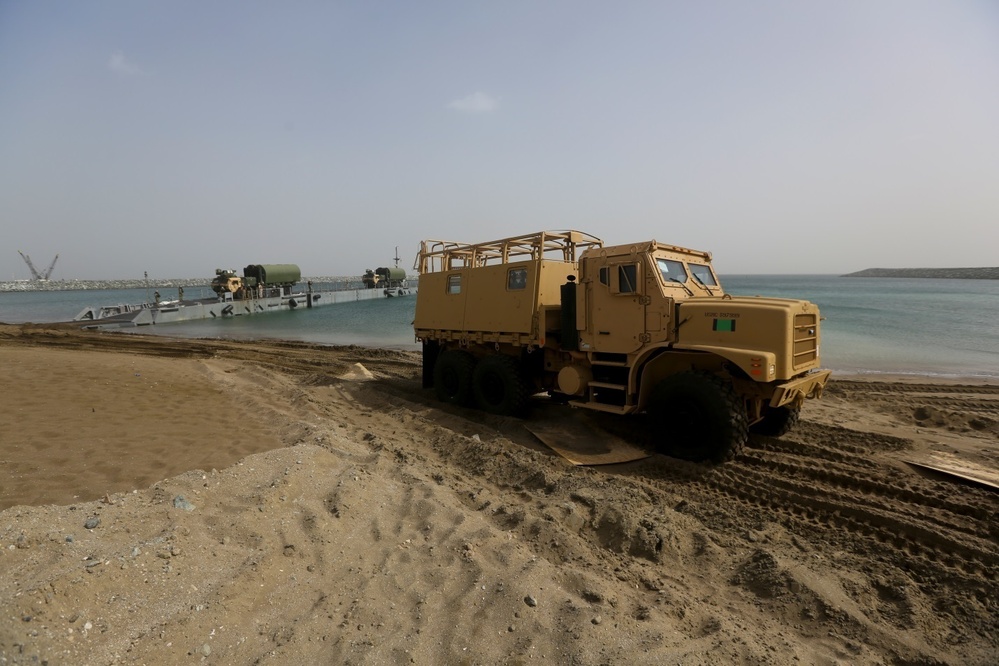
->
[770,364,776,378]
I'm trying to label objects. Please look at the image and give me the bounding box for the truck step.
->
[587,381,627,390]
[585,381,632,411]
[574,401,632,415]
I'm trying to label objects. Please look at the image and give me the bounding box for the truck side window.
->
[507,268,527,290]
[447,274,461,294]
[599,267,609,286]
[618,264,637,294]
[689,263,718,286]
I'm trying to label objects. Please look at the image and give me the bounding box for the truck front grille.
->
[792,313,819,368]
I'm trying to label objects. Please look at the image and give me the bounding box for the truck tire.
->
[648,371,748,463]
[433,349,475,406]
[422,340,440,389]
[750,405,801,437]
[473,354,530,416]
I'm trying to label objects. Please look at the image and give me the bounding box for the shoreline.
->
[4,321,996,384]
[829,368,999,385]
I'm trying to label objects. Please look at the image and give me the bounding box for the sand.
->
[1,323,996,665]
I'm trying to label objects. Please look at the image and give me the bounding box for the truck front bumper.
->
[770,370,832,408]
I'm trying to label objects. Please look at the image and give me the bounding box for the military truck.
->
[210,268,244,296]
[412,230,831,462]
[362,266,409,289]
[211,264,302,299]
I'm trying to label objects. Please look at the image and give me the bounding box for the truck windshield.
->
[657,259,688,285]
[689,263,717,287]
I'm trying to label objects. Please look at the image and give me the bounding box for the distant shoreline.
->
[841,267,999,279]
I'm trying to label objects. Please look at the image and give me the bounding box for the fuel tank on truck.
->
[243,264,301,286]
[375,267,406,281]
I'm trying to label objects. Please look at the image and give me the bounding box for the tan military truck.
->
[413,230,831,462]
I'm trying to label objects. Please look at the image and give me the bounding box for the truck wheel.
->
[473,354,530,416]
[422,340,440,389]
[750,405,801,437]
[648,371,748,463]
[433,350,475,406]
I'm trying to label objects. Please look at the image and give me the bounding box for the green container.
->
[375,267,407,281]
[243,264,301,286]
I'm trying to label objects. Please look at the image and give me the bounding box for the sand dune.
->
[1,324,996,665]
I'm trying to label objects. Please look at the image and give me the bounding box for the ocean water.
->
[2,276,998,379]
[723,276,999,379]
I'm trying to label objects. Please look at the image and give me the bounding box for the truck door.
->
[583,258,646,354]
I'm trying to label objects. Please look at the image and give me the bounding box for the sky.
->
[1,1,997,280]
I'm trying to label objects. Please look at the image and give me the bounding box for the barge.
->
[74,263,415,330]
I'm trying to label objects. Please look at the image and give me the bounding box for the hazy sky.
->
[2,1,997,280]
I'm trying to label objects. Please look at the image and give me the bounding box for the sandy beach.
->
[1,323,996,665]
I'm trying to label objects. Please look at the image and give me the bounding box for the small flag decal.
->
[713,318,736,332]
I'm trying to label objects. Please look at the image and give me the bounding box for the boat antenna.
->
[394,246,400,268]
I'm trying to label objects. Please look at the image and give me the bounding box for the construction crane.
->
[17,251,59,281]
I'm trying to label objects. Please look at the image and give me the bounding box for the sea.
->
[2,276,998,380]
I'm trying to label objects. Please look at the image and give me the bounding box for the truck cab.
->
[578,242,721,355]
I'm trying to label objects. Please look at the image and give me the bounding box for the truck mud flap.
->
[769,370,832,408]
